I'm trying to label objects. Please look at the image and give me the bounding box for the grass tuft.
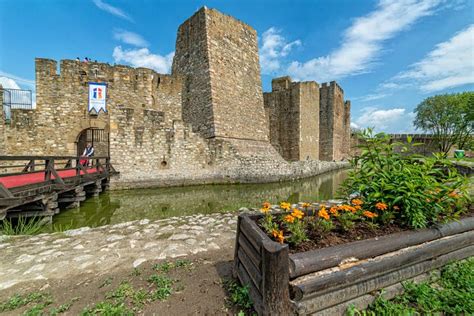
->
[0,217,44,236]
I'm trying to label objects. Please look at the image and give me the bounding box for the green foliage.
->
[414,92,474,155]
[0,217,44,236]
[338,212,358,232]
[152,259,191,273]
[147,275,173,300]
[341,128,469,229]
[285,218,308,245]
[308,217,334,234]
[49,298,79,316]
[259,212,278,236]
[348,258,474,315]
[223,279,253,310]
[0,292,51,312]
[80,301,133,316]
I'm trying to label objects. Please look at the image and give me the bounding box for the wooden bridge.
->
[0,156,117,222]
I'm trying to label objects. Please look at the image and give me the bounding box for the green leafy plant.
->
[147,274,173,300]
[81,301,133,316]
[0,292,51,312]
[348,258,474,315]
[223,279,253,310]
[341,128,469,229]
[282,209,308,245]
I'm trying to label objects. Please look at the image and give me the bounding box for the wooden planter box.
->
[233,212,474,315]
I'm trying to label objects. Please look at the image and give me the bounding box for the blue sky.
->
[0,0,473,133]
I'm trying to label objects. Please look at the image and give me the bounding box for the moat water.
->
[52,169,349,229]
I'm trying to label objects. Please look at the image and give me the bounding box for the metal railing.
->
[2,88,33,122]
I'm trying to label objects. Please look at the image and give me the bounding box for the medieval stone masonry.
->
[0,7,350,188]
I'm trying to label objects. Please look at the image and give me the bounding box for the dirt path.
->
[0,248,238,315]
[0,212,250,315]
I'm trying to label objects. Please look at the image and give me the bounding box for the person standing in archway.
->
[81,143,94,166]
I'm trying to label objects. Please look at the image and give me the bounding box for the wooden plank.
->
[239,234,262,270]
[240,215,267,253]
[289,228,439,278]
[233,215,242,279]
[291,230,474,301]
[436,216,474,237]
[0,183,14,198]
[237,262,265,315]
[302,246,474,316]
[289,216,474,278]
[238,248,262,291]
[0,197,23,206]
[261,240,292,315]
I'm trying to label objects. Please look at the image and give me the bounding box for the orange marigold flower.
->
[351,199,363,206]
[291,208,304,219]
[375,202,388,211]
[284,214,295,223]
[329,206,339,217]
[272,229,285,244]
[363,211,378,218]
[260,207,270,214]
[280,202,291,211]
[448,191,460,198]
[318,208,330,220]
[354,205,362,210]
[302,202,311,208]
[262,202,272,209]
[339,204,356,213]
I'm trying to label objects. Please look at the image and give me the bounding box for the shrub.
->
[341,129,470,228]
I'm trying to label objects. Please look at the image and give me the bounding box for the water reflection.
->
[53,169,348,228]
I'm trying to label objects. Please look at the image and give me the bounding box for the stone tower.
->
[264,77,319,161]
[172,7,269,142]
[319,81,350,161]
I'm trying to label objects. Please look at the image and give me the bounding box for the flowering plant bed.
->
[233,209,474,315]
[233,130,473,315]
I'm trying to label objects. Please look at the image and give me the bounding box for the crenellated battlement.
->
[320,81,344,94]
[35,58,181,90]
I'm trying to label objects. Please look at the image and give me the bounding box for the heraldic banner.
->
[88,82,107,114]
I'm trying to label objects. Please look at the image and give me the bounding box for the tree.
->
[414,92,474,157]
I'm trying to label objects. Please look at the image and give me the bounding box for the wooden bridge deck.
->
[0,156,117,221]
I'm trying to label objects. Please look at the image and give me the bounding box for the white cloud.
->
[0,71,35,88]
[259,27,301,74]
[353,93,390,102]
[354,107,416,133]
[0,76,21,89]
[113,46,174,73]
[288,0,444,82]
[113,29,148,47]
[93,0,133,22]
[394,24,474,92]
[350,122,360,130]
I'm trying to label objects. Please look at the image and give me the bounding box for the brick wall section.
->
[173,7,269,142]
[319,81,349,161]
[264,77,319,161]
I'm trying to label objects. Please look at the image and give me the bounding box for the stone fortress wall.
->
[1,7,350,188]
